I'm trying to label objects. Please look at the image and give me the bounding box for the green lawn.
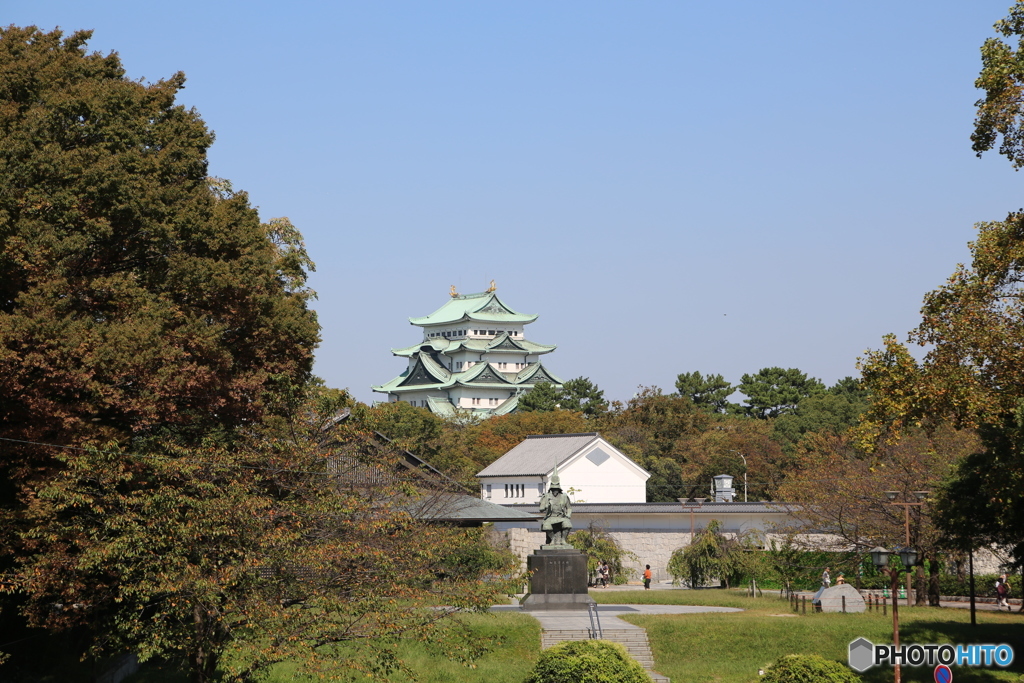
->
[595,589,1024,683]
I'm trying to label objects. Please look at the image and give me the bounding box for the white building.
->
[476,433,650,505]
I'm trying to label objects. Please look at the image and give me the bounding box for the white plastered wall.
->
[557,440,649,504]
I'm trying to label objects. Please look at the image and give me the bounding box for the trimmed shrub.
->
[762,654,860,683]
[524,640,651,683]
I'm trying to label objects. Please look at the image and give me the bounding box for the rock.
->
[812,584,865,613]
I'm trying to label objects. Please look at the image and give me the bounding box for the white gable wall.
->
[559,441,647,504]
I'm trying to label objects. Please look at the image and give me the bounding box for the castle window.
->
[488,330,495,335]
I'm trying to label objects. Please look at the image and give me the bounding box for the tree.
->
[0,26,319,477]
[438,408,591,479]
[737,367,825,419]
[971,1,1024,168]
[518,382,563,412]
[0,26,322,670]
[567,524,638,585]
[11,390,522,681]
[666,519,756,589]
[598,387,712,501]
[559,377,608,418]
[858,214,1024,566]
[859,1,1024,570]
[518,377,608,418]
[672,415,791,501]
[675,371,735,413]
[772,377,868,452]
[776,425,980,605]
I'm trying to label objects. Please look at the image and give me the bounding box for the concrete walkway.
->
[492,602,742,683]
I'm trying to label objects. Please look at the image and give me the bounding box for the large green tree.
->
[0,26,320,672]
[518,377,607,418]
[737,367,825,419]
[674,371,735,413]
[0,26,319,462]
[772,377,868,451]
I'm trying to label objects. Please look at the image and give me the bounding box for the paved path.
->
[492,602,741,627]
[492,603,742,683]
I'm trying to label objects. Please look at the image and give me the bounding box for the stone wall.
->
[503,527,693,582]
[501,528,1015,585]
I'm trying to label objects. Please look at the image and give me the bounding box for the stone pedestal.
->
[519,547,596,611]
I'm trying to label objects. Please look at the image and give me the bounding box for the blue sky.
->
[9,1,1023,404]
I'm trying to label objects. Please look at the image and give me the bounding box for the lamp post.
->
[870,546,919,683]
[884,490,928,605]
[728,450,748,502]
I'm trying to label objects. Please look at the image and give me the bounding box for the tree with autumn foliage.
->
[777,425,980,605]
[12,389,521,682]
[858,1,1024,568]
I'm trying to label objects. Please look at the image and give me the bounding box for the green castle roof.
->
[371,357,563,394]
[409,291,538,326]
[391,334,556,358]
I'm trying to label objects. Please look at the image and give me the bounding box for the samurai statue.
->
[539,467,573,546]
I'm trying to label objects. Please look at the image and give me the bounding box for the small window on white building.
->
[504,484,509,498]
[486,484,492,499]
[537,482,544,494]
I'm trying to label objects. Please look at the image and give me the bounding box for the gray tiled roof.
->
[476,433,600,477]
[419,495,542,522]
[500,501,796,515]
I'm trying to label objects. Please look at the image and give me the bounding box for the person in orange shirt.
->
[643,564,652,590]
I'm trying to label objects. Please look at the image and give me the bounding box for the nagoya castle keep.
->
[372,283,563,416]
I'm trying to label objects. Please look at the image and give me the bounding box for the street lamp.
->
[728,450,748,502]
[884,491,928,606]
[871,546,919,683]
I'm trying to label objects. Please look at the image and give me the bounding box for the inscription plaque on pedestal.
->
[519,548,596,611]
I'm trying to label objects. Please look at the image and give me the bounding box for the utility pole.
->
[884,491,929,606]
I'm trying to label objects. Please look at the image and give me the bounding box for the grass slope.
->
[595,589,1024,683]
[124,612,540,683]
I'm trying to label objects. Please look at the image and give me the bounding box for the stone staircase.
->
[540,628,670,683]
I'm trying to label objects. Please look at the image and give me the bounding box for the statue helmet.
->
[549,465,562,490]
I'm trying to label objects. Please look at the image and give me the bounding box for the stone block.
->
[520,548,595,611]
[812,583,866,613]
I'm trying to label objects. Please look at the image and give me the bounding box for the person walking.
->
[822,567,831,588]
[598,560,609,588]
[643,564,652,590]
[996,574,1010,609]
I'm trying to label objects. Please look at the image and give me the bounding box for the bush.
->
[762,654,860,683]
[936,573,1003,597]
[523,640,651,683]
